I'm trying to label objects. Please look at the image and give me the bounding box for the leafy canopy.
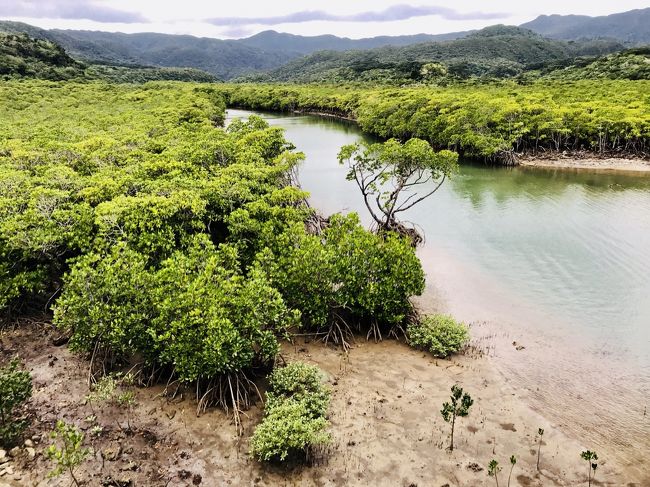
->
[338,138,458,233]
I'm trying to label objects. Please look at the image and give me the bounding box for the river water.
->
[226,109,650,472]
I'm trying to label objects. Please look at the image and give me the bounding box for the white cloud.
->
[2,1,648,38]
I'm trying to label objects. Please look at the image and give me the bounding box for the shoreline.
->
[518,155,650,172]
[228,107,650,172]
[416,244,650,485]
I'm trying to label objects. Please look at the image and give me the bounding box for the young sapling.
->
[488,459,502,487]
[536,427,544,471]
[508,455,517,487]
[440,384,473,451]
[580,450,598,487]
[45,420,90,487]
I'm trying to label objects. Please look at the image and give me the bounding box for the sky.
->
[1,1,648,39]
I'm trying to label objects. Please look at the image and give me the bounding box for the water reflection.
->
[227,108,650,471]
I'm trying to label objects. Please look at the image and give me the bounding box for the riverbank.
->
[519,154,650,172]
[2,319,644,486]
[228,104,650,172]
[219,80,650,166]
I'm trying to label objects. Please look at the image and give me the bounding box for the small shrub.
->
[45,420,90,487]
[0,357,32,446]
[408,314,469,357]
[265,362,330,417]
[250,400,330,462]
[251,362,331,463]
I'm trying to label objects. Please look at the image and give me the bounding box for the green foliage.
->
[265,362,331,417]
[45,420,90,487]
[255,213,425,338]
[244,25,624,84]
[85,375,117,406]
[580,450,599,486]
[219,80,649,161]
[86,64,219,83]
[508,455,517,487]
[251,362,331,462]
[0,358,33,446]
[540,49,650,81]
[250,400,330,462]
[0,33,85,80]
[441,384,473,451]
[1,80,427,419]
[488,459,502,487]
[150,237,299,382]
[407,314,469,358]
[54,244,156,361]
[338,138,458,233]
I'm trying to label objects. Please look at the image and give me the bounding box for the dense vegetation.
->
[218,80,650,161]
[251,362,331,462]
[0,21,292,80]
[242,27,625,84]
[0,33,85,80]
[0,81,424,417]
[0,32,219,82]
[3,12,647,81]
[538,48,650,81]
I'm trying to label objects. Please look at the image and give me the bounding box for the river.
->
[225,109,650,471]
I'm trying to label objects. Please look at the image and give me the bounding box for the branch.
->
[394,175,447,215]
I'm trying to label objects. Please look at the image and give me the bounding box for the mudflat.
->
[1,320,645,486]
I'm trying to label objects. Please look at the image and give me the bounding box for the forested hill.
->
[246,26,625,83]
[1,9,646,81]
[237,30,469,56]
[0,21,291,80]
[0,32,220,82]
[0,32,85,79]
[521,8,650,45]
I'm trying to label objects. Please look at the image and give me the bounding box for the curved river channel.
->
[226,109,650,472]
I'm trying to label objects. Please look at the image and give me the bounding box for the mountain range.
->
[0,8,648,80]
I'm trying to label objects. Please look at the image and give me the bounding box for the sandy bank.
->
[2,321,646,486]
[519,155,650,172]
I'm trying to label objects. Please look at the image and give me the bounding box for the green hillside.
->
[244,26,625,83]
[0,32,219,83]
[0,32,84,80]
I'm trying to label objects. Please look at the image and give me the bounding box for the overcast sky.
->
[1,1,647,39]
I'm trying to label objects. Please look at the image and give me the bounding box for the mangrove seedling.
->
[508,455,517,487]
[45,420,90,487]
[116,391,136,431]
[536,427,544,471]
[440,384,473,451]
[488,459,502,487]
[580,450,598,487]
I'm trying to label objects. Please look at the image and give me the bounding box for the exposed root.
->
[387,322,407,340]
[366,320,383,343]
[87,340,117,386]
[323,313,353,352]
[195,371,261,435]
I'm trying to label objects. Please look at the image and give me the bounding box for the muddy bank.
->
[1,320,646,486]
[518,154,650,172]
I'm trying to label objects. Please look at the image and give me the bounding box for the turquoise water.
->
[226,109,650,464]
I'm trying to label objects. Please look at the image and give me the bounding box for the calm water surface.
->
[227,109,650,470]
